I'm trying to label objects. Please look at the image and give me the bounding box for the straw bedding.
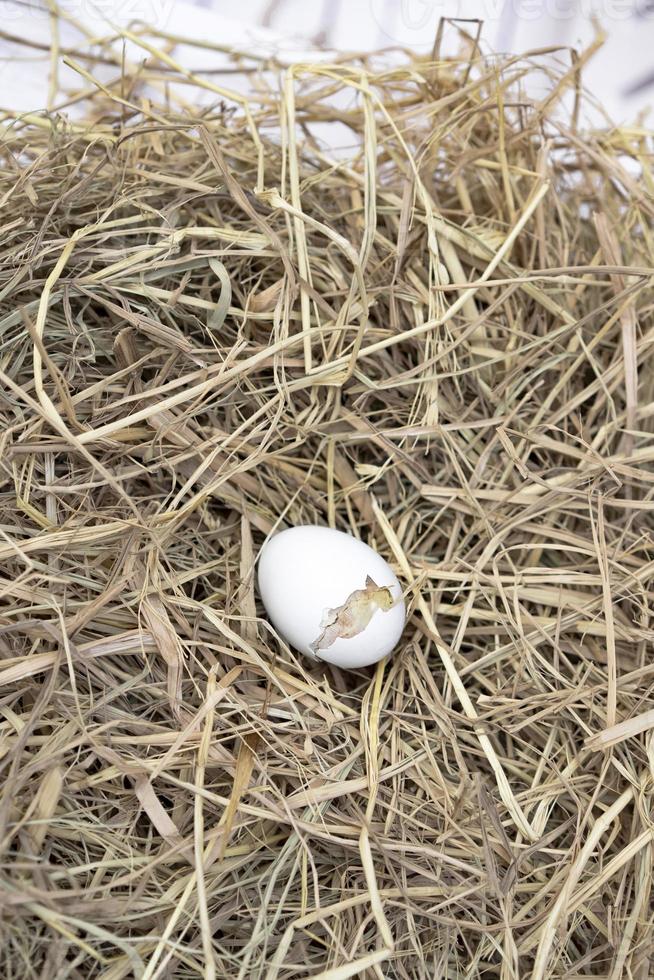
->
[1,19,654,979]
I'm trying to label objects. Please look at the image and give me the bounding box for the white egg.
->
[257,525,405,669]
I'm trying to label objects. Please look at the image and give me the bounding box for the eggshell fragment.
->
[257,525,405,669]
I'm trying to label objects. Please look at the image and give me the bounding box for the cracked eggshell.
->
[257,525,405,669]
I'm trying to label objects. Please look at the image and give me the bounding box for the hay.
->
[1,14,654,979]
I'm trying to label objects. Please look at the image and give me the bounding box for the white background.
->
[2,1,654,123]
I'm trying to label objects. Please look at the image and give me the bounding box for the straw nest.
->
[1,18,654,980]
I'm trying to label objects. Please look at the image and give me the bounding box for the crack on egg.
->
[309,575,396,654]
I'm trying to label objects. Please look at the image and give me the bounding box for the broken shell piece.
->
[310,576,397,654]
[257,525,405,669]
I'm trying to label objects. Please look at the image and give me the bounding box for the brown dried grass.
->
[1,14,654,979]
